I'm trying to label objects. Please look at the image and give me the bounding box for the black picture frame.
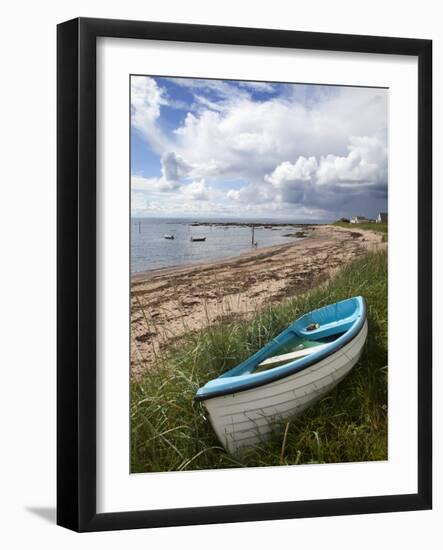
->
[57,17,432,532]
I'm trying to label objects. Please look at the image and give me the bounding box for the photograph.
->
[130,75,388,472]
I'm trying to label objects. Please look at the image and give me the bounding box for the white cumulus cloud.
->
[131,76,388,219]
[181,179,210,201]
[263,136,387,211]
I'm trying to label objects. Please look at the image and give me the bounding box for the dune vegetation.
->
[131,248,388,473]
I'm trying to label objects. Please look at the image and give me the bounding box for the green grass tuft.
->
[131,249,388,472]
[333,221,388,241]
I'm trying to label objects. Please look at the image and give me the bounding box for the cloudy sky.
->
[131,76,388,221]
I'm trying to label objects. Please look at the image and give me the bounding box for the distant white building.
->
[377,212,388,223]
[350,216,368,224]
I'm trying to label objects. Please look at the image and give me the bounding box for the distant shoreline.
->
[131,217,330,227]
[172,221,321,228]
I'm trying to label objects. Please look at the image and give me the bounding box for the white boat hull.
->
[202,320,368,454]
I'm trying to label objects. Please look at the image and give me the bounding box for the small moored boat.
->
[195,296,367,454]
[190,236,206,242]
[164,234,174,240]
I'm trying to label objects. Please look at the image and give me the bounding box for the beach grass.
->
[334,220,388,241]
[131,248,388,472]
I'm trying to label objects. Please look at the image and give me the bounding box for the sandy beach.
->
[131,224,386,377]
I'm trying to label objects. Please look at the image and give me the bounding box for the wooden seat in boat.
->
[257,343,329,369]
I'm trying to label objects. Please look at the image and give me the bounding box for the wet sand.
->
[131,224,385,377]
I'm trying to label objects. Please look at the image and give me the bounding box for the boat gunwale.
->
[195,298,367,402]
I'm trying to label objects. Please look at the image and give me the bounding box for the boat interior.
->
[224,297,364,378]
[254,300,360,372]
[254,332,345,372]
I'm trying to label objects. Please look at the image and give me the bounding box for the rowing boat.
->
[195,296,367,454]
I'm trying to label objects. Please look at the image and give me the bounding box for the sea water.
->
[131,217,306,273]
